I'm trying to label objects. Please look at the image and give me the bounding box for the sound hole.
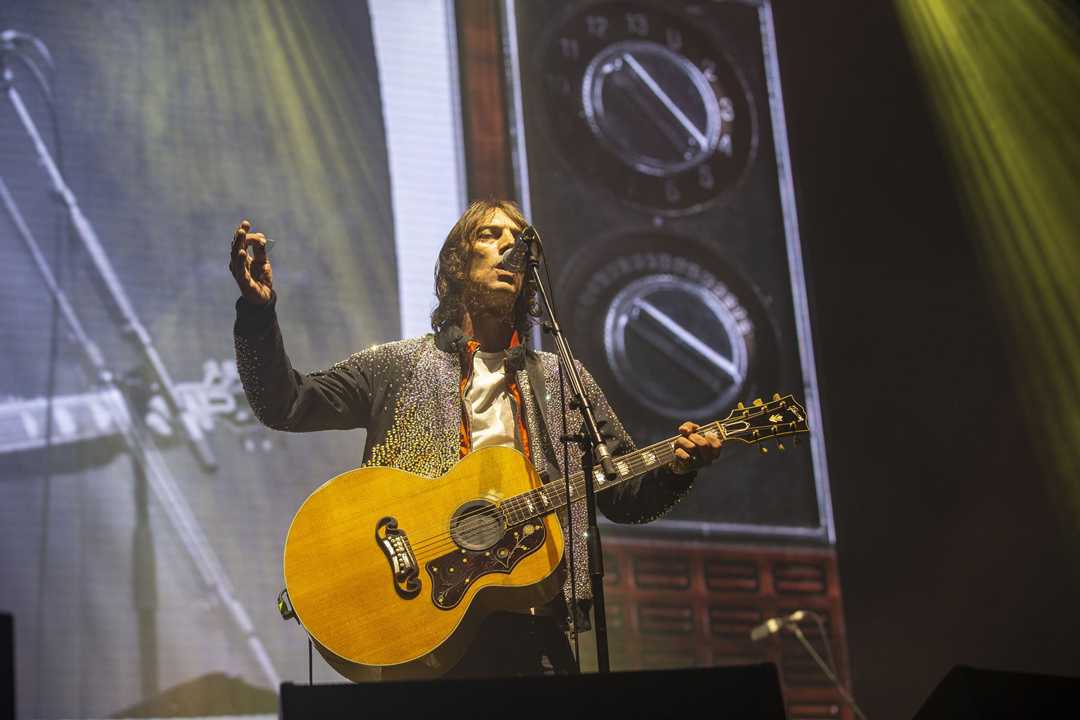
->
[450,500,505,551]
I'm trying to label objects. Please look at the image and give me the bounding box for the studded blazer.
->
[233,294,695,613]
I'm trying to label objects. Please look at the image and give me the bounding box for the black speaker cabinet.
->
[505,0,832,541]
[280,663,785,719]
[1,613,12,720]
[913,666,1080,720]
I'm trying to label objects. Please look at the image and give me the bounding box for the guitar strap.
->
[523,352,565,483]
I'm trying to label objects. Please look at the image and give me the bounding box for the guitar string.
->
[406,410,803,557]
[408,447,677,559]
[405,426,701,555]
[407,415,803,557]
[407,417,767,557]
[411,425,806,563]
[365,406,792,554]
[411,469,631,561]
[409,443,696,562]
[406,408,803,557]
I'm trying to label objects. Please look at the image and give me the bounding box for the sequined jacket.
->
[233,294,694,614]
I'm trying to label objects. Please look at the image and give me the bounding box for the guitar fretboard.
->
[497,421,725,526]
[496,394,807,527]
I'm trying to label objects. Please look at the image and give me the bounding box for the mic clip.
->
[749,610,805,642]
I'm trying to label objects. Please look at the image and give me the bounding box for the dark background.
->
[773,0,1080,717]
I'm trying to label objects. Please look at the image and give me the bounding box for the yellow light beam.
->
[896,0,1080,536]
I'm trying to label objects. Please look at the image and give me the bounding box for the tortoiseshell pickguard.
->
[425,520,547,610]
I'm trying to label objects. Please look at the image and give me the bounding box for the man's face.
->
[464,208,524,313]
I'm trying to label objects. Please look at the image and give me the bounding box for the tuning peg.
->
[752,398,763,406]
[772,393,781,401]
[737,402,745,410]
[777,441,785,452]
[759,446,768,455]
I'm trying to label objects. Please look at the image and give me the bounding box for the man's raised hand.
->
[229,219,273,305]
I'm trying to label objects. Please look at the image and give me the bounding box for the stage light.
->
[896,1,1080,538]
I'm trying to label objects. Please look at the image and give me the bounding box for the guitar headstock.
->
[718,393,808,452]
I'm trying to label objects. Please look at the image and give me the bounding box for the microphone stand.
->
[522,228,615,673]
[786,620,869,720]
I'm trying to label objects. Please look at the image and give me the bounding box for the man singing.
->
[229,199,722,677]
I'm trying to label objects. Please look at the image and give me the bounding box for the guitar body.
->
[284,446,566,680]
[283,393,809,681]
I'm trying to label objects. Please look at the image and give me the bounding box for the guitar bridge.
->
[375,516,420,599]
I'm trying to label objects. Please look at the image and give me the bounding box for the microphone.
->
[496,225,538,273]
[749,610,805,641]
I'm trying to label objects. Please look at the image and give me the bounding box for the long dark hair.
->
[431,199,538,337]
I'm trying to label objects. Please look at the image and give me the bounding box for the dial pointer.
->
[621,52,709,149]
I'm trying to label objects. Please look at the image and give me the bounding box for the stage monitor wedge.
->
[914,665,1080,720]
[0,613,11,720]
[280,663,786,720]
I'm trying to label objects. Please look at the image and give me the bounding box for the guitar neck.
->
[498,394,807,526]
[498,420,724,526]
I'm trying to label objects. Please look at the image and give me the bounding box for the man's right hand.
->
[229,219,273,305]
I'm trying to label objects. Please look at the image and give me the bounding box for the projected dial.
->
[542,2,755,214]
[558,232,777,421]
[605,273,750,418]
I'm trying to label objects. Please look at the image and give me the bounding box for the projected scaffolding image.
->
[0,1,395,717]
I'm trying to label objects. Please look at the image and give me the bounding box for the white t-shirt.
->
[465,350,518,451]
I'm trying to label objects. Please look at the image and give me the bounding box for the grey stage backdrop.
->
[0,1,396,717]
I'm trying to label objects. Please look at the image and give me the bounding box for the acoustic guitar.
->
[282,393,809,680]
